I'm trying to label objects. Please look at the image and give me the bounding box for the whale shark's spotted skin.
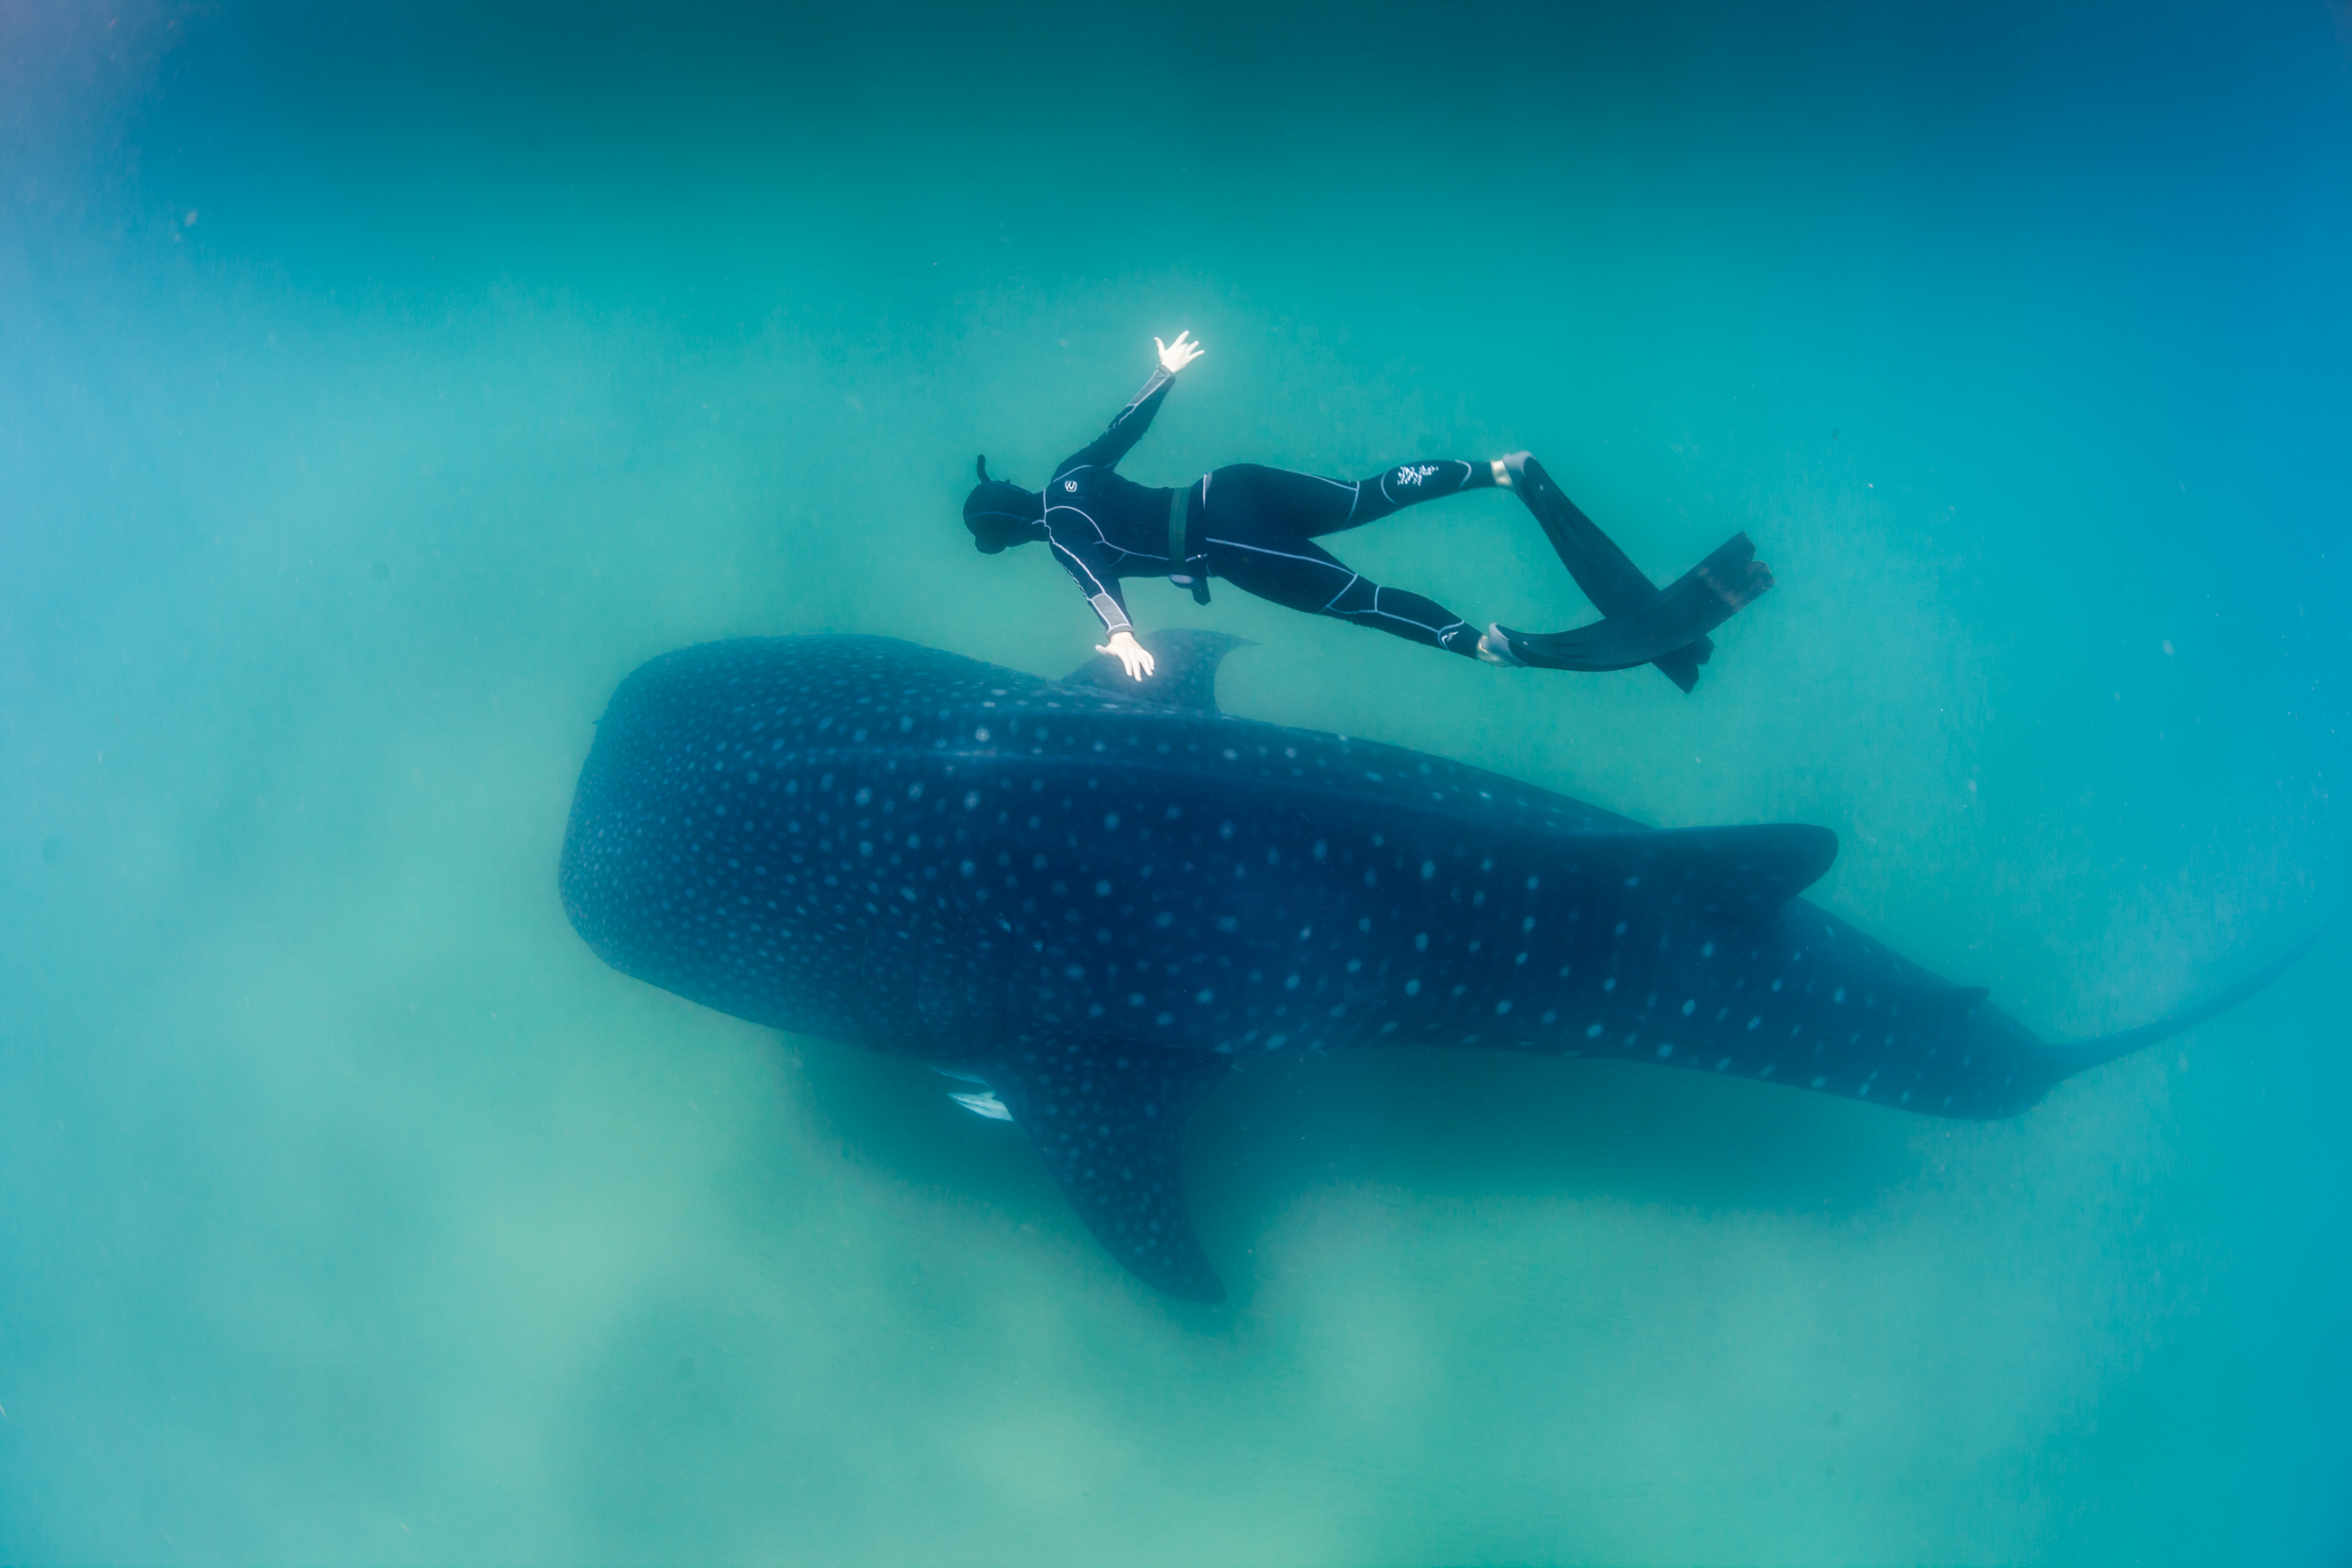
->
[559,633,2261,1299]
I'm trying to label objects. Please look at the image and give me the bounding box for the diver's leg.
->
[1198,500,1484,658]
[1196,461,1497,542]
[1234,454,1670,606]
[1243,453,1730,684]
[1199,459,1769,681]
[1294,451,1696,630]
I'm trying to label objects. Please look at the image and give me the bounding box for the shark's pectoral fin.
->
[972,1042,1231,1303]
[1557,824,1840,919]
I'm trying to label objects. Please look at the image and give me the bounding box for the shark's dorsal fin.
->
[1552,824,1839,920]
[971,1041,1231,1302]
[1062,629,1251,716]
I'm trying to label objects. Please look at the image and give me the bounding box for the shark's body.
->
[560,633,2299,1300]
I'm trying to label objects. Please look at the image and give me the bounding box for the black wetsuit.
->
[1044,368,1496,656]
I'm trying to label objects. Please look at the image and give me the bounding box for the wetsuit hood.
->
[963,455,1046,553]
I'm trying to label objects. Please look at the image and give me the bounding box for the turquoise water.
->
[4,4,2347,1562]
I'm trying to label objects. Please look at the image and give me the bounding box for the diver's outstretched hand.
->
[1155,331,1205,374]
[1097,629,1157,681]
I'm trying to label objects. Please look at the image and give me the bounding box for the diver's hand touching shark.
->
[1097,628,1156,681]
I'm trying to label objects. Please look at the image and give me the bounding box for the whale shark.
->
[559,631,2307,1301]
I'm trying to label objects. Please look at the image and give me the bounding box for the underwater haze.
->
[4,2,2348,1562]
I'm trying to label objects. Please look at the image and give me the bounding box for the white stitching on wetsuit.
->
[1305,473,1366,526]
[1049,537,1114,597]
[1205,540,1449,641]
[1341,586,1453,639]
[1200,535,1350,570]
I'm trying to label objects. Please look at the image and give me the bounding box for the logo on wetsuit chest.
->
[1395,464,1439,485]
[1065,480,1078,492]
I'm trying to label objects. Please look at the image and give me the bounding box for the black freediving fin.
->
[1062,628,1252,717]
[1552,823,1840,921]
[971,1041,1233,1302]
[1495,533,1774,674]
[1502,454,1771,692]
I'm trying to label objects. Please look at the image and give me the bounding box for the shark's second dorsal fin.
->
[1553,824,1840,920]
[970,1040,1232,1302]
[1063,629,1251,716]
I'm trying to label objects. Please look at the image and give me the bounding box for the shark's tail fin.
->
[2043,927,2324,1075]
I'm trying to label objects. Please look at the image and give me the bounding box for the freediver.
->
[962,331,1773,690]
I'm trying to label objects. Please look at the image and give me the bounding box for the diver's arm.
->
[1047,535,1153,681]
[1059,331,1207,475]
[1047,531,1137,638]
